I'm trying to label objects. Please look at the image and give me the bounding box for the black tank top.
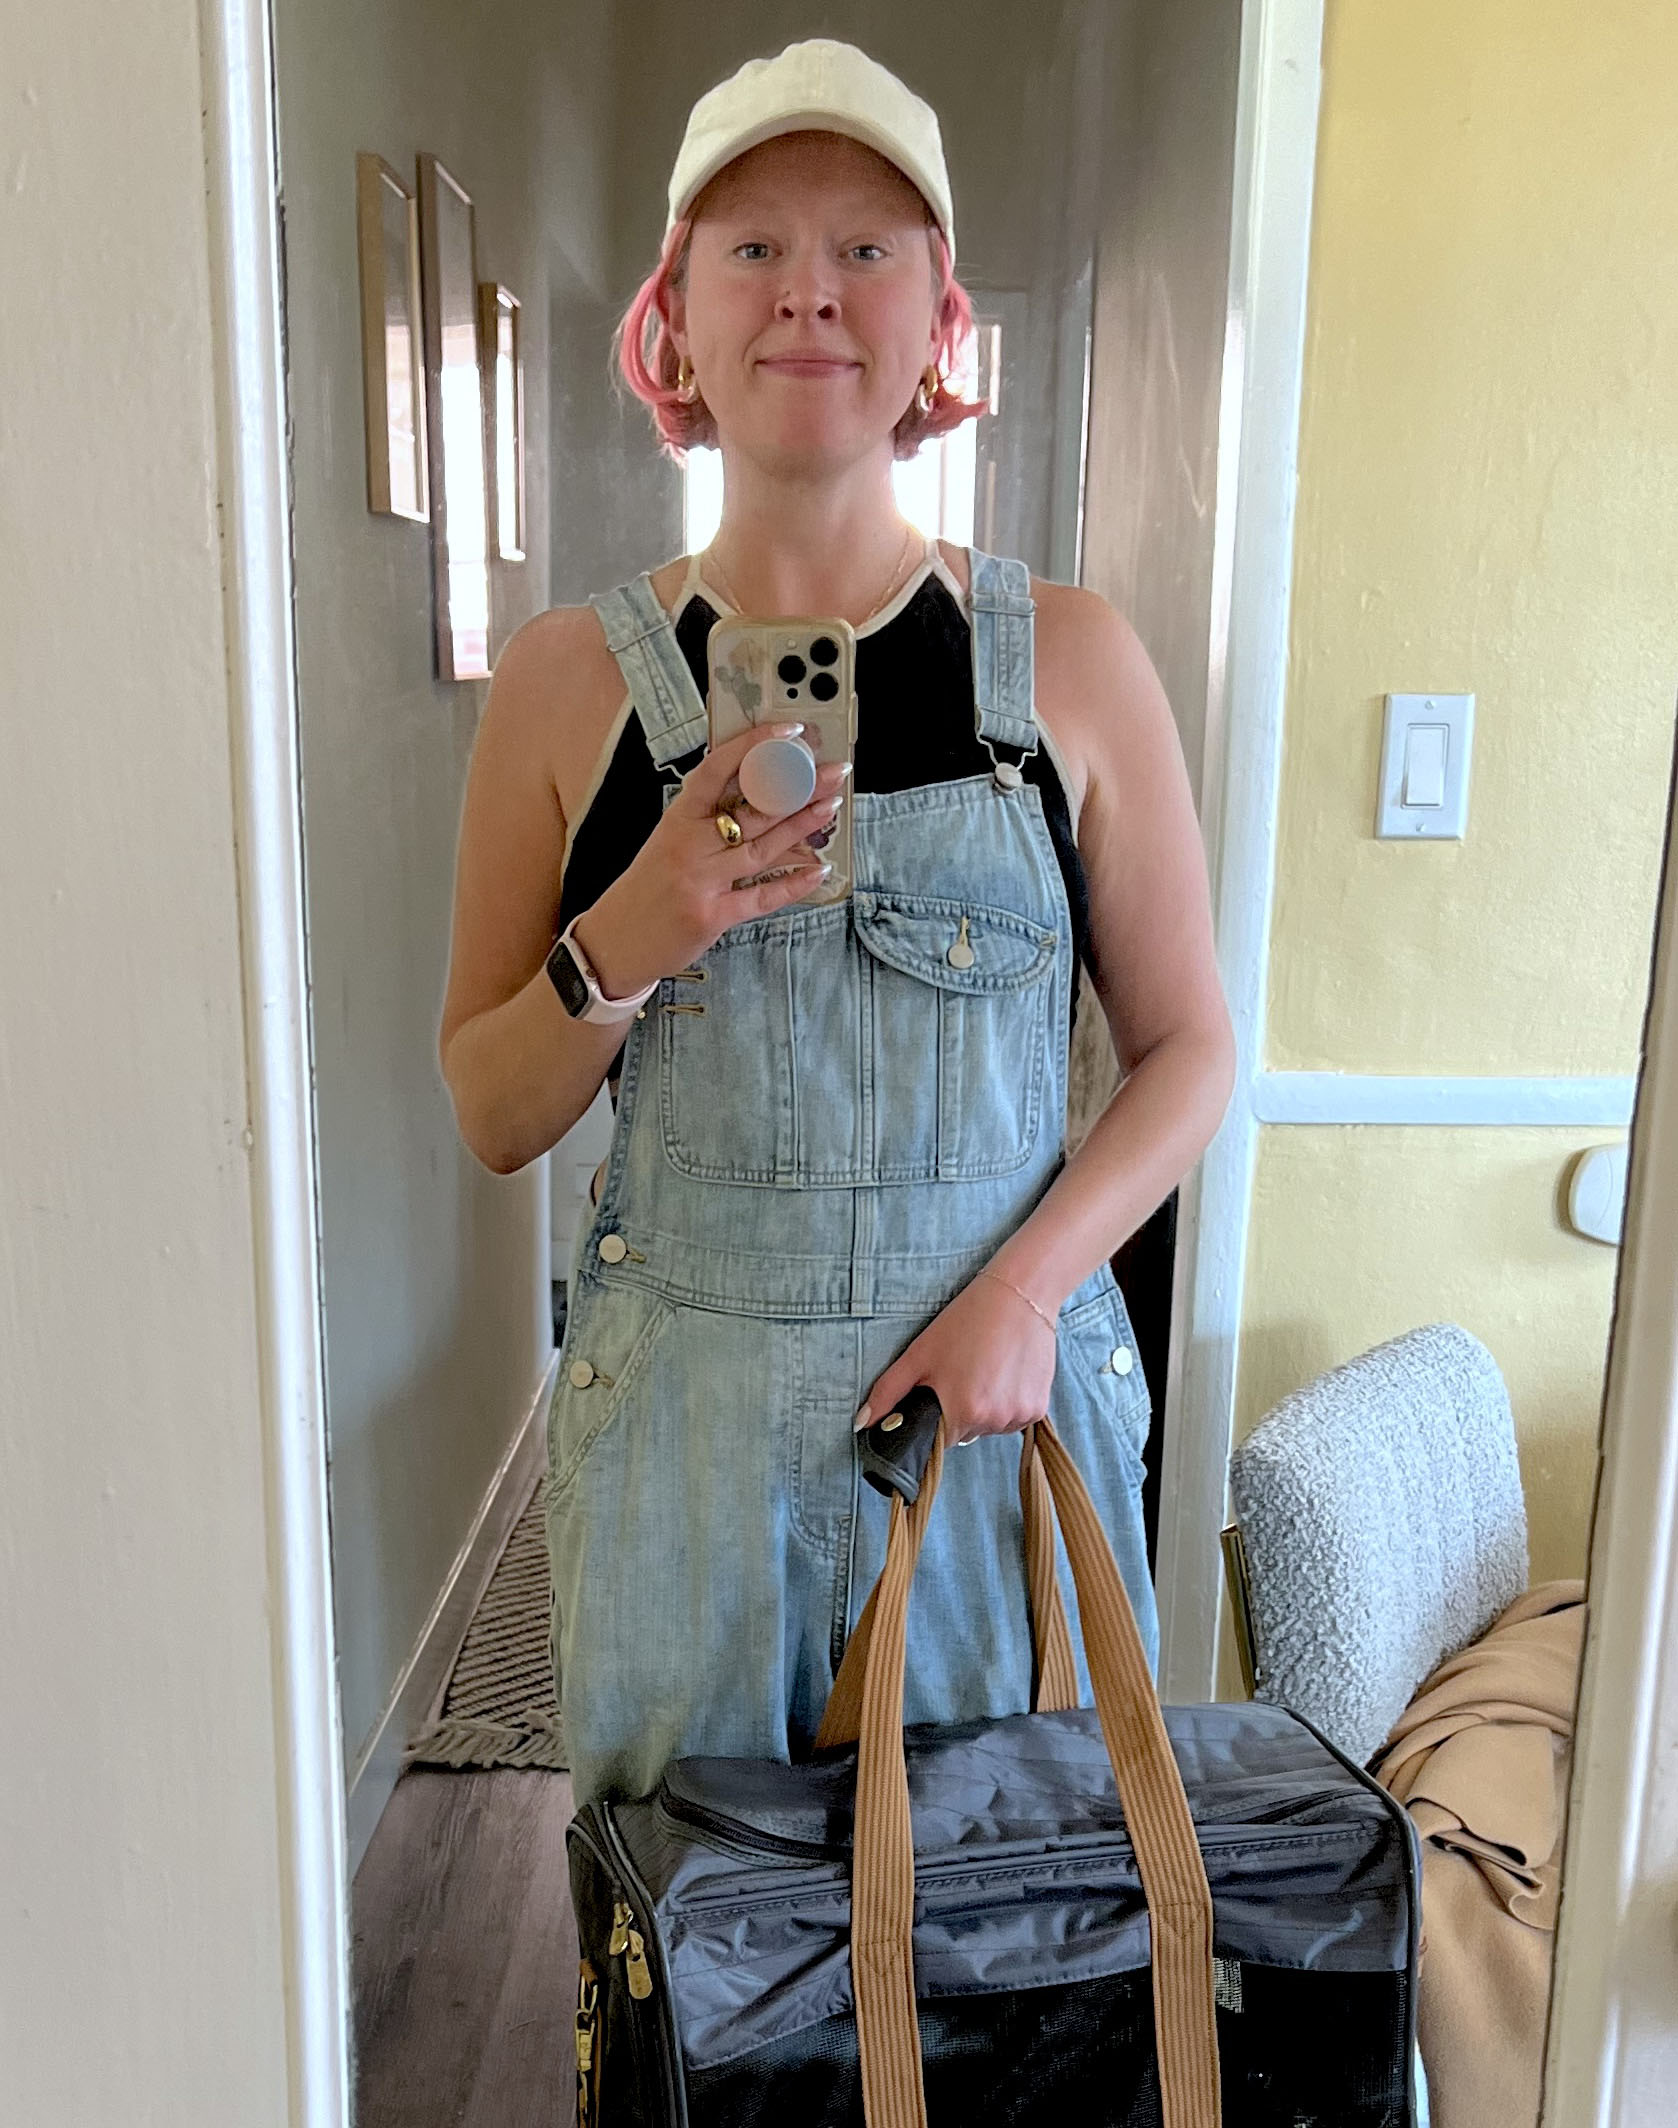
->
[558,566,1094,1054]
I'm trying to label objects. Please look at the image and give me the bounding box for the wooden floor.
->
[351,1766,581,2126]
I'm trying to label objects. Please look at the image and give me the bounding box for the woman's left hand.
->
[857,1274,1059,1446]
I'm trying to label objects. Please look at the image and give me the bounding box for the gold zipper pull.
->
[624,1925,654,2001]
[608,1898,631,1957]
[575,1965,599,2125]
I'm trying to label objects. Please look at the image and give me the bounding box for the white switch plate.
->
[1378,692,1474,838]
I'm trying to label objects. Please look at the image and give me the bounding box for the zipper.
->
[1211,1786,1350,1828]
[608,1896,654,1999]
[663,1774,1355,1863]
[589,1806,689,2128]
[658,1788,1375,1917]
[575,1961,600,2126]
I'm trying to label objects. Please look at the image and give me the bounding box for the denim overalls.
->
[546,549,1156,1807]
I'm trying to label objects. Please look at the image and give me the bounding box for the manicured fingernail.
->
[853,1402,871,1431]
[774,720,805,735]
[817,862,834,879]
[837,761,854,779]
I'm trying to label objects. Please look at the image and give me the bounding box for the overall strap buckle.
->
[588,576,708,772]
[968,549,1039,778]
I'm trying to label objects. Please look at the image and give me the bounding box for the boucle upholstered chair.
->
[1224,1324,1529,1765]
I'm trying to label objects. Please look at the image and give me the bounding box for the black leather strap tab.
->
[858,1384,944,1504]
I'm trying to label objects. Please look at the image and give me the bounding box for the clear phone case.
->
[707,615,857,904]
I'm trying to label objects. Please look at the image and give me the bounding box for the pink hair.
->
[615,215,986,462]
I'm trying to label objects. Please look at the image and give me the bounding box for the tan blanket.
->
[1374,1578,1586,2128]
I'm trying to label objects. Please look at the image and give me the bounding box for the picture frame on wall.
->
[353,153,428,524]
[416,152,491,682]
[478,283,526,565]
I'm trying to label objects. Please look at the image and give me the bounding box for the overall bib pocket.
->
[656,892,1055,1186]
[854,890,1055,1181]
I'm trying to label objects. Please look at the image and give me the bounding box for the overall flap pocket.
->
[852,891,1057,993]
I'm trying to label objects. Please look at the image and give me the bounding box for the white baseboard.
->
[344,1357,556,1879]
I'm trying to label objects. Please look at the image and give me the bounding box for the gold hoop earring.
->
[674,355,700,406]
[916,363,941,414]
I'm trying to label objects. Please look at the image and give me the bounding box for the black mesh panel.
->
[686,1968,1411,2128]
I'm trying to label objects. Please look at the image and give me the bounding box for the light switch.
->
[1403,723,1448,808]
[1378,693,1474,839]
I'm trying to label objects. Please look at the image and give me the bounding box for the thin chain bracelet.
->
[975,1265,1059,1337]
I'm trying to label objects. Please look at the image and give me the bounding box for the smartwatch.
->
[545,916,657,1024]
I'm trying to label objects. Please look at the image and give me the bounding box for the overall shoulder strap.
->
[966,549,1039,757]
[587,575,709,771]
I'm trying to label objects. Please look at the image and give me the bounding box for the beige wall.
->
[0,0,292,2115]
[272,0,616,1774]
[1237,1,1678,1586]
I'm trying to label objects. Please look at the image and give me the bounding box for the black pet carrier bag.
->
[567,1391,1420,2126]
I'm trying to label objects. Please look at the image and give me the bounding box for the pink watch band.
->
[556,916,657,1023]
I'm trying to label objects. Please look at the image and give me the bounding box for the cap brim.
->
[668,112,953,249]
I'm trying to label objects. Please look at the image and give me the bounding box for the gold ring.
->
[713,810,744,848]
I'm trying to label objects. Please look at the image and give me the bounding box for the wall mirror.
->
[264,0,1678,2119]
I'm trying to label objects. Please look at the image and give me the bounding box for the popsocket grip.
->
[738,734,818,820]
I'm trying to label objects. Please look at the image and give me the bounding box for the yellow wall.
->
[1268,0,1676,1077]
[1240,1129,1618,1583]
[1237,2,1678,1591]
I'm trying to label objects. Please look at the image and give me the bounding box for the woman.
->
[439,39,1235,1807]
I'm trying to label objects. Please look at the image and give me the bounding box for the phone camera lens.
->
[809,636,839,667]
[776,653,807,685]
[809,671,839,702]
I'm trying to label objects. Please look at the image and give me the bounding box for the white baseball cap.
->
[665,38,955,257]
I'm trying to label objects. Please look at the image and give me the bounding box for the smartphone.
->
[707,615,856,905]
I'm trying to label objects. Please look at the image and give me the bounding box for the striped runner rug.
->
[404,1475,567,1771]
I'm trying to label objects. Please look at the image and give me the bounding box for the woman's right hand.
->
[570,721,849,999]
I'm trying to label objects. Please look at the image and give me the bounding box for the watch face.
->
[548,937,593,1018]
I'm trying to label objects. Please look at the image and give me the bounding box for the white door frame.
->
[209,0,1677,2116]
[1541,754,1678,2124]
[201,0,352,2119]
[1154,0,1326,1701]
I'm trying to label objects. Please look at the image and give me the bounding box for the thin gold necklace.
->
[702,521,918,628]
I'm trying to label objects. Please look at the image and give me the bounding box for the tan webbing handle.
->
[1019,1421,1080,1711]
[817,1426,1077,1749]
[822,1418,1222,2128]
[853,1428,943,2128]
[1033,1423,1222,2126]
